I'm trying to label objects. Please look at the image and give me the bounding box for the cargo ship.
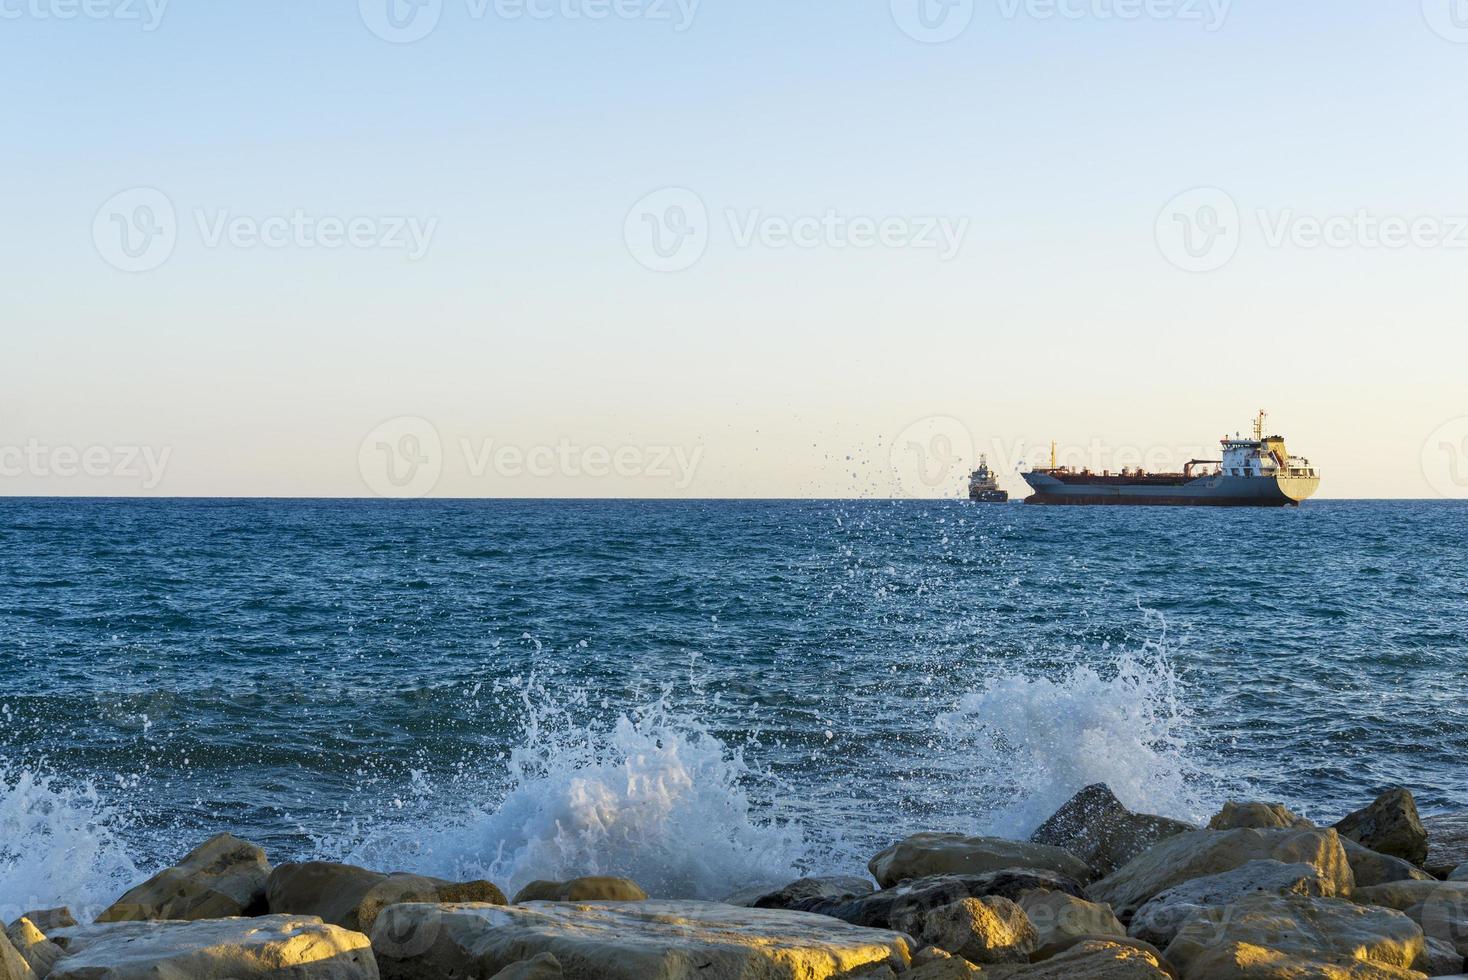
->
[968,455,1009,503]
[1022,412,1320,507]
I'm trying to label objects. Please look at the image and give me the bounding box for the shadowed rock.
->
[268,861,505,934]
[1127,859,1334,948]
[722,876,875,910]
[1334,788,1429,867]
[96,833,270,923]
[794,870,1084,931]
[870,833,1093,889]
[1207,802,1314,831]
[1029,785,1197,878]
[511,877,647,904]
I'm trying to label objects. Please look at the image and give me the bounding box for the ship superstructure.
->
[968,455,1009,503]
[1021,412,1320,507]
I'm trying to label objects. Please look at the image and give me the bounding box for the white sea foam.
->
[0,764,141,923]
[333,686,812,900]
[937,645,1213,838]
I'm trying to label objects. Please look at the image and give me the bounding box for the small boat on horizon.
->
[968,455,1010,503]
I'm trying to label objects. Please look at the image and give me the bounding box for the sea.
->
[2,498,1465,918]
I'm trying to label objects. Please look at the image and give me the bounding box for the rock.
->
[511,877,647,904]
[1347,840,1439,888]
[268,861,506,933]
[1336,789,1430,866]
[46,915,377,979]
[918,896,1036,964]
[95,833,270,923]
[985,938,1173,978]
[723,876,875,910]
[870,833,1094,889]
[1451,866,1468,883]
[1029,785,1197,878]
[1207,801,1314,831]
[1128,859,1335,948]
[1087,827,1355,919]
[4,919,60,978]
[1402,895,1468,960]
[1355,881,1468,912]
[1162,894,1426,979]
[797,870,1084,931]
[1418,936,1463,976]
[1425,814,1468,880]
[0,928,37,980]
[370,900,911,980]
[905,952,983,979]
[489,952,564,979]
[1018,890,1126,960]
[12,911,75,935]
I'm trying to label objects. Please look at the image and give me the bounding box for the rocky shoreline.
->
[6,785,1468,979]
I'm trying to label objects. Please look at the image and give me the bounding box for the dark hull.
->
[1025,493,1297,508]
[969,490,1009,503]
[1022,470,1318,508]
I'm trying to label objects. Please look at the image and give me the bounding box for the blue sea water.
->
[1,498,1466,916]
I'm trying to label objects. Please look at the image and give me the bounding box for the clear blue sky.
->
[4,1,1467,497]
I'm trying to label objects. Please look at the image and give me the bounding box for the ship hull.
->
[1022,471,1319,507]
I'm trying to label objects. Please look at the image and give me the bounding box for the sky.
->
[3,0,1467,498]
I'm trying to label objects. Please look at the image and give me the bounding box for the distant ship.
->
[968,455,1010,503]
[1022,412,1320,507]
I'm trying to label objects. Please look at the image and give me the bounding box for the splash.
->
[937,646,1212,838]
[0,764,141,922]
[333,685,812,900]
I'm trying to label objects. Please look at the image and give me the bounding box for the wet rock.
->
[1354,881,1468,912]
[1162,894,1425,979]
[1207,801,1314,831]
[984,938,1173,978]
[1127,859,1335,948]
[1087,827,1354,919]
[370,900,911,980]
[1424,814,1468,880]
[1451,865,1468,883]
[1029,785,1197,878]
[1018,889,1126,959]
[917,896,1036,964]
[4,919,60,978]
[12,912,74,936]
[870,833,1093,889]
[511,877,647,904]
[1347,840,1438,888]
[96,833,270,923]
[46,915,377,979]
[489,952,563,979]
[1417,936,1463,976]
[723,876,875,910]
[796,870,1084,931]
[0,928,37,980]
[268,861,505,934]
[1336,789,1430,867]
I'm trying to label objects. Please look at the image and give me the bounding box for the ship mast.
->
[1253,410,1267,441]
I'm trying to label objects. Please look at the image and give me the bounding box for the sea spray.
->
[0,764,141,922]
[330,682,813,899]
[937,643,1215,838]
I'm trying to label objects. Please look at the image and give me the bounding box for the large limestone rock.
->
[490,953,564,979]
[46,915,377,979]
[1029,785,1197,878]
[1162,894,1426,979]
[0,929,37,980]
[985,938,1173,978]
[1087,827,1355,919]
[905,949,983,979]
[1208,801,1314,831]
[4,919,60,978]
[96,833,270,923]
[723,877,874,910]
[1354,881,1468,912]
[268,861,505,933]
[1336,789,1430,867]
[1128,859,1335,948]
[796,870,1084,930]
[1424,814,1468,879]
[370,900,911,980]
[511,877,647,904]
[1346,840,1437,888]
[870,833,1093,888]
[14,911,75,935]
[918,897,1036,964]
[1019,889,1126,959]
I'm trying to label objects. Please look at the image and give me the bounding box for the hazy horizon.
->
[5,2,1467,500]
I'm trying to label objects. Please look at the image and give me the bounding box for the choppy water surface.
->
[2,499,1465,915]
